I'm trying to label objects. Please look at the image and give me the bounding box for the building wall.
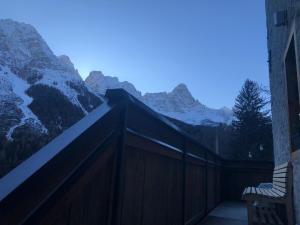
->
[265,0,300,223]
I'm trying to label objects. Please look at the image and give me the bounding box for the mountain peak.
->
[87,71,105,79]
[0,19,56,71]
[0,20,103,148]
[85,74,233,125]
[85,71,142,98]
[171,83,192,96]
[170,83,196,105]
[0,19,37,36]
[173,83,188,91]
[220,106,231,112]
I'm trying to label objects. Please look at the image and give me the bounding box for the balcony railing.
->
[0,89,274,225]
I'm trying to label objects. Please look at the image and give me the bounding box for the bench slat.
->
[273,177,286,183]
[243,188,247,195]
[273,181,286,188]
[249,187,253,194]
[244,187,251,195]
[271,188,285,197]
[265,189,278,197]
[245,187,250,194]
[262,188,271,197]
[274,167,288,174]
[274,162,289,170]
[256,188,263,195]
[273,173,287,178]
[273,185,286,193]
[268,189,280,197]
[260,188,269,196]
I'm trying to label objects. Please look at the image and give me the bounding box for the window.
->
[285,36,300,152]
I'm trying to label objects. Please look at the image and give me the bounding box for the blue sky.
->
[0,0,269,108]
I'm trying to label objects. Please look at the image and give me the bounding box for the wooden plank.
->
[263,189,274,197]
[273,167,288,174]
[258,188,266,196]
[265,207,276,224]
[126,131,183,160]
[185,163,206,223]
[256,188,263,195]
[243,187,248,195]
[243,187,249,195]
[273,173,287,178]
[273,184,287,192]
[267,189,277,197]
[273,177,287,183]
[247,187,252,194]
[258,207,267,224]
[268,189,280,197]
[264,189,277,197]
[244,187,251,194]
[273,185,287,193]
[273,181,286,188]
[253,207,260,224]
[248,187,252,194]
[270,208,284,225]
[273,186,286,193]
[271,188,285,197]
[254,206,284,225]
[274,162,288,170]
[260,188,269,197]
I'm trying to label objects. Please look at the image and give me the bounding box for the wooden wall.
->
[0,90,274,225]
[221,160,274,201]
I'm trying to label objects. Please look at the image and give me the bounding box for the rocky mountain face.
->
[0,19,233,177]
[85,71,233,125]
[85,71,142,99]
[0,19,102,176]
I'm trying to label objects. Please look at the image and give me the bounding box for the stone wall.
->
[265,0,300,223]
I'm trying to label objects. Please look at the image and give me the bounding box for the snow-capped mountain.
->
[85,72,233,125]
[86,71,142,99]
[0,19,102,170]
[0,18,232,178]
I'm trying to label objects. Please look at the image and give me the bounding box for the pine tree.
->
[231,79,273,160]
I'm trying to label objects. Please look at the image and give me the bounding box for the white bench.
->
[242,162,294,225]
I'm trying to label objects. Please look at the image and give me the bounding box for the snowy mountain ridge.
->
[85,71,142,99]
[0,19,102,144]
[0,18,233,178]
[85,71,233,125]
[0,18,231,153]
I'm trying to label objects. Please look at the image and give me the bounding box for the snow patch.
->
[0,66,48,140]
[36,69,88,114]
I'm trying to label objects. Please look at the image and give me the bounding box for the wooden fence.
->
[0,89,273,225]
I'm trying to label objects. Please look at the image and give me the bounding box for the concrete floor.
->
[200,202,248,225]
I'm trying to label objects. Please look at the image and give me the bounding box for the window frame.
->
[283,22,300,157]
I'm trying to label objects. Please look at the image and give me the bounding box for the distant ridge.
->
[85,71,233,125]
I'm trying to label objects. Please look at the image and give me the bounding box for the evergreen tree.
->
[231,79,273,160]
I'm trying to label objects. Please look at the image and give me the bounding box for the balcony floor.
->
[200,201,248,225]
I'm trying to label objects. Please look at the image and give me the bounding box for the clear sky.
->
[0,0,269,109]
